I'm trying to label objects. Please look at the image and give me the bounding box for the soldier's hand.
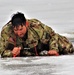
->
[48,50,59,56]
[12,47,21,57]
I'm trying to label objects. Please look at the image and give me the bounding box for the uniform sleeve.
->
[58,34,74,54]
[29,19,59,52]
[44,25,59,52]
[45,25,74,54]
[28,19,74,54]
[0,25,14,57]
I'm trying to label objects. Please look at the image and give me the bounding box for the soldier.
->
[0,12,74,57]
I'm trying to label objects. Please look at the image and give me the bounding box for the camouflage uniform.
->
[0,19,74,57]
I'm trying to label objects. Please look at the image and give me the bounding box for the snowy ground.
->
[0,0,74,75]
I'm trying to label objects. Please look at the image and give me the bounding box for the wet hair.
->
[11,12,26,27]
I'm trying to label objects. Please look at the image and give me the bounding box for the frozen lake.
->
[0,0,74,75]
[0,55,74,75]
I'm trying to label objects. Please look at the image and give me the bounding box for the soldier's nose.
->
[17,32,22,36]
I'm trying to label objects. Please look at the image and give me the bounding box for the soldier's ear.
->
[25,21,29,28]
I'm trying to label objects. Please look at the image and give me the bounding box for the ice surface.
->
[0,55,74,75]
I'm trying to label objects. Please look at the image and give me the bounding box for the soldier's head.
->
[11,12,28,38]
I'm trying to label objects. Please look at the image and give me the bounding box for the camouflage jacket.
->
[0,19,74,57]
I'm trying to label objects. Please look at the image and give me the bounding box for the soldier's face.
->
[13,25,27,38]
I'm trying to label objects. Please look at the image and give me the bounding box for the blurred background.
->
[0,0,74,39]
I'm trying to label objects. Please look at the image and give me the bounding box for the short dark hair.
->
[11,12,26,27]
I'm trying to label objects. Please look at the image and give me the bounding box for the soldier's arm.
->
[0,25,15,57]
[30,19,59,55]
[58,34,74,54]
[45,26,59,55]
[45,25,74,55]
[0,38,13,57]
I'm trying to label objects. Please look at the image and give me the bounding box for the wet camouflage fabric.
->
[0,19,74,57]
